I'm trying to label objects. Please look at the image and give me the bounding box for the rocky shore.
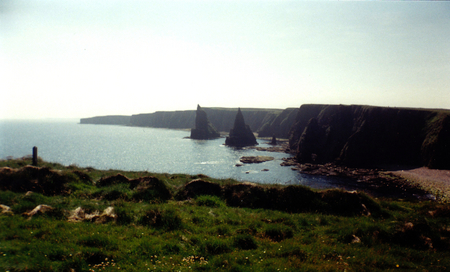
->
[280,157,436,200]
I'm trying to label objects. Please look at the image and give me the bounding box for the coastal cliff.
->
[80,115,131,125]
[130,108,285,134]
[289,104,450,169]
[81,108,295,138]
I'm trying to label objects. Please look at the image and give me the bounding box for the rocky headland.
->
[289,104,450,170]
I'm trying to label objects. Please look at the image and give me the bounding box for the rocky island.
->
[190,105,220,139]
[225,108,258,147]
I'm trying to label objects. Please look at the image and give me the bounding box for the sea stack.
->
[225,108,258,147]
[190,105,220,139]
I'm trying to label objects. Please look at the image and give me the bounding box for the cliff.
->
[80,115,131,125]
[289,104,450,169]
[225,108,258,147]
[129,108,289,135]
[257,108,299,138]
[190,105,220,139]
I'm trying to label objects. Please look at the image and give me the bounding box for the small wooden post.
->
[32,146,38,166]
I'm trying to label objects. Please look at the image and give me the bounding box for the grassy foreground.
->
[1,158,449,272]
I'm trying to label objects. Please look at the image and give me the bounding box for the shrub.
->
[78,234,117,250]
[233,234,258,250]
[263,224,294,242]
[196,195,225,208]
[138,208,183,231]
[114,206,134,225]
[132,177,172,202]
[203,238,232,255]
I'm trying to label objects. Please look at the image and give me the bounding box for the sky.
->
[1,0,449,120]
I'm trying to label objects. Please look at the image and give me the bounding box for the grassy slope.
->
[1,159,450,272]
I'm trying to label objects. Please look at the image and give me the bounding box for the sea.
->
[0,119,360,190]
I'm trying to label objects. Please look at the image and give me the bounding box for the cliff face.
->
[225,108,258,147]
[257,108,299,138]
[80,115,131,125]
[129,108,287,134]
[289,104,450,169]
[190,105,220,139]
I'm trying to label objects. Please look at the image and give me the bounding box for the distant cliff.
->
[79,107,297,139]
[257,108,299,138]
[80,115,131,125]
[289,104,450,169]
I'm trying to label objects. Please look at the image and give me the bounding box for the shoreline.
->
[280,157,443,201]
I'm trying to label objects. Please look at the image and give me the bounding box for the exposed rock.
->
[190,105,220,139]
[23,204,54,217]
[270,135,277,145]
[240,156,274,164]
[351,235,361,243]
[0,204,13,215]
[67,206,116,223]
[225,108,258,147]
[95,207,117,223]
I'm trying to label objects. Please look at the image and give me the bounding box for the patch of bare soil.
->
[390,167,450,202]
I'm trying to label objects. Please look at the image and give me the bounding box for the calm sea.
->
[0,120,358,190]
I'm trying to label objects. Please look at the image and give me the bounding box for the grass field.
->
[1,158,449,271]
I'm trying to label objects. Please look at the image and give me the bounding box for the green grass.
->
[0,158,450,271]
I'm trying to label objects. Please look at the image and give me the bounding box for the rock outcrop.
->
[225,108,258,147]
[190,105,220,139]
[240,156,274,164]
[289,104,450,169]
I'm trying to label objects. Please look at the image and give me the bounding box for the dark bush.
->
[96,174,129,187]
[204,239,232,255]
[196,195,225,208]
[224,184,268,209]
[132,177,172,202]
[233,234,258,250]
[176,179,222,200]
[138,208,183,231]
[263,224,294,242]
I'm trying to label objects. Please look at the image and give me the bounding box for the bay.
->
[0,120,359,190]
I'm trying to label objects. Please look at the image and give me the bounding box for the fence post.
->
[32,146,38,166]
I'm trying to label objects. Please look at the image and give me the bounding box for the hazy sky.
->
[1,0,449,119]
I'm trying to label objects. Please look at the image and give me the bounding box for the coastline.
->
[390,167,450,202]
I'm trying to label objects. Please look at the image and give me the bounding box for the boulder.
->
[225,108,258,147]
[23,204,54,217]
[67,206,117,223]
[0,204,13,215]
[190,105,220,139]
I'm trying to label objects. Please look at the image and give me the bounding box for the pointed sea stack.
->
[190,105,220,139]
[225,108,258,147]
